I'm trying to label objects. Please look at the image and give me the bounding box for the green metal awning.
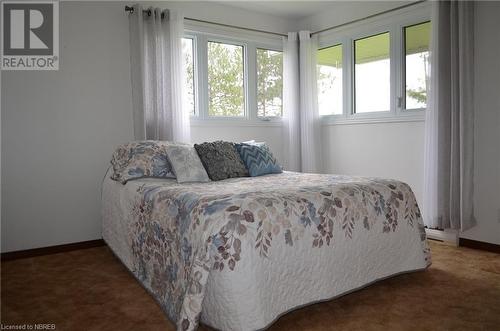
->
[318,44,342,67]
[405,21,431,55]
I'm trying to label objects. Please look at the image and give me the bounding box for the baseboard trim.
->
[2,237,497,261]
[1,239,105,261]
[459,238,500,254]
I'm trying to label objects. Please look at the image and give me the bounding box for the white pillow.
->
[242,140,266,146]
[165,144,210,183]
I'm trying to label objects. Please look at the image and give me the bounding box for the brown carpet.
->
[1,241,499,331]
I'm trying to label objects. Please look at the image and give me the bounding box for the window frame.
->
[184,22,284,126]
[318,2,430,125]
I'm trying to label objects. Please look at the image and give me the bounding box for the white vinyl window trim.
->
[184,21,284,126]
[317,2,430,125]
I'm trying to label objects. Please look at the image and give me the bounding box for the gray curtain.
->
[128,5,191,142]
[423,0,476,231]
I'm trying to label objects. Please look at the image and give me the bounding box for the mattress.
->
[102,171,431,331]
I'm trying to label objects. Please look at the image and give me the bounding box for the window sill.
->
[190,118,283,127]
[320,113,425,126]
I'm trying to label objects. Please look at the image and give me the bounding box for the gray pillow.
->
[194,141,249,181]
[165,144,210,183]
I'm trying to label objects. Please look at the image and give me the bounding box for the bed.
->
[102,169,431,331]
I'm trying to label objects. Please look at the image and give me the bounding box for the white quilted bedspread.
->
[102,171,431,331]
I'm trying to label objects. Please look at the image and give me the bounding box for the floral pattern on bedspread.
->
[128,172,430,331]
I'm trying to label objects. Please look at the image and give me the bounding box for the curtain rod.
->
[310,0,427,36]
[124,6,288,37]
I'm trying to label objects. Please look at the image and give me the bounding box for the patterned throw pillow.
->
[194,141,249,181]
[235,143,283,177]
[165,144,210,183]
[110,141,175,184]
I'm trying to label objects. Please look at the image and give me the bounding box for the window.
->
[404,21,431,110]
[182,38,195,115]
[316,4,429,123]
[182,30,283,122]
[207,41,245,117]
[317,44,343,115]
[256,49,283,117]
[354,32,390,113]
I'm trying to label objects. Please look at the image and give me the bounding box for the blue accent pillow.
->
[235,143,282,177]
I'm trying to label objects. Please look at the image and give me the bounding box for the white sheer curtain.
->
[282,31,322,173]
[128,5,190,143]
[282,32,301,172]
[423,0,476,231]
[298,31,322,173]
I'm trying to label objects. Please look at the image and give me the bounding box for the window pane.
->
[354,32,390,113]
[405,21,430,109]
[182,38,195,116]
[208,41,245,117]
[317,44,343,115]
[257,49,283,117]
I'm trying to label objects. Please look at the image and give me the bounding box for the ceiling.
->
[213,1,341,19]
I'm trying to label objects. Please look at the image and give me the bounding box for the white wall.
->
[298,1,407,32]
[460,2,500,245]
[322,121,425,205]
[1,1,290,252]
[147,1,294,34]
[2,2,134,252]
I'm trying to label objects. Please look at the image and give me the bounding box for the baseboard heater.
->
[425,228,459,246]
